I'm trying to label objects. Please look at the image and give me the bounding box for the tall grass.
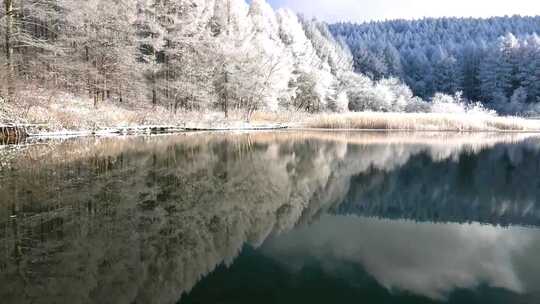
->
[301,112,540,132]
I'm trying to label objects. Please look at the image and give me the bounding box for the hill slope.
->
[330,16,540,112]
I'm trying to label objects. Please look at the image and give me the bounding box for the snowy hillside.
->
[1,0,538,132]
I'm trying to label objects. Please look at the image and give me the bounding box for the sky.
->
[267,0,540,23]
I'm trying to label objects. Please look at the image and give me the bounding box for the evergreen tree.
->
[330,16,540,106]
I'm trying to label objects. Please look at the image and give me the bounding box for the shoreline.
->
[4,124,540,145]
[4,92,540,140]
[4,112,540,143]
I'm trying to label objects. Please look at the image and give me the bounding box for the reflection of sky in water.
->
[262,215,540,300]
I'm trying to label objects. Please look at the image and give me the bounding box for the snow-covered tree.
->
[59,0,140,106]
[331,16,540,108]
[1,0,59,100]
[5,0,538,116]
[511,87,528,104]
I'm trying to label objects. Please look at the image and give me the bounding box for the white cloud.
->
[269,0,540,22]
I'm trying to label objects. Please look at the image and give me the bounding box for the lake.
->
[1,131,540,304]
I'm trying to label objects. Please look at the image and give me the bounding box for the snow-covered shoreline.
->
[3,112,540,144]
[4,107,540,143]
[0,123,292,142]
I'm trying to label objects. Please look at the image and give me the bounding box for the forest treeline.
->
[1,1,539,118]
[0,0,364,117]
[330,16,540,113]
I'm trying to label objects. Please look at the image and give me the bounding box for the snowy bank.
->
[4,92,540,137]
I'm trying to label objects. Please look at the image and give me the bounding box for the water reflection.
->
[337,140,540,226]
[1,131,540,303]
[262,215,540,300]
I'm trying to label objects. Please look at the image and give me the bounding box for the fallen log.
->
[184,124,289,131]
[96,125,185,135]
[0,125,28,143]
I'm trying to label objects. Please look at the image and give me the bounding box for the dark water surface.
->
[2,131,540,304]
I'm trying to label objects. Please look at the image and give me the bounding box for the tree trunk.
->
[103,75,107,101]
[94,90,98,108]
[223,95,229,118]
[151,69,157,107]
[85,45,91,97]
[4,0,14,100]
[223,72,229,118]
[152,85,157,107]
[165,54,169,100]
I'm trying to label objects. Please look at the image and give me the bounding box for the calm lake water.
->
[2,131,540,304]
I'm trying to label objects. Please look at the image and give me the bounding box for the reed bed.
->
[300,112,540,132]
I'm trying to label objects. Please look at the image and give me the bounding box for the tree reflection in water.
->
[1,131,540,304]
